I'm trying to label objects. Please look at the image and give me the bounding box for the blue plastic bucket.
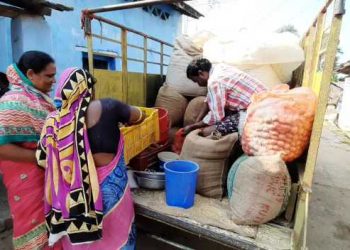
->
[158,151,179,171]
[164,160,200,209]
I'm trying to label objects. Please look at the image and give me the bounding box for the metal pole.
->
[160,43,164,79]
[143,37,148,106]
[92,15,173,47]
[121,28,128,103]
[87,0,189,14]
[85,17,94,75]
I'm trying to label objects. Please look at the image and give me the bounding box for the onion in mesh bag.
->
[242,84,317,162]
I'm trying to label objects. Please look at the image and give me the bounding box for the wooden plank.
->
[41,1,73,11]
[93,70,123,100]
[146,74,163,107]
[127,73,145,106]
[137,229,191,250]
[303,8,343,203]
[0,3,24,18]
[135,206,260,250]
[134,201,292,250]
[127,73,163,107]
[309,13,326,93]
[136,213,246,250]
[302,26,316,87]
[293,8,344,249]
[1,0,51,15]
[285,184,299,222]
[91,70,161,107]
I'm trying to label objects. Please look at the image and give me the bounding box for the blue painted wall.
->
[46,0,179,76]
[0,17,12,73]
[11,15,53,62]
[0,0,181,78]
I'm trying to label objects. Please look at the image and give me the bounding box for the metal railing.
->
[83,13,173,103]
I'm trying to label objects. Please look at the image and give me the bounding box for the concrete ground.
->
[307,122,350,250]
[0,122,349,250]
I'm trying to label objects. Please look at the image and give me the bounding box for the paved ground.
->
[1,122,349,250]
[307,122,350,250]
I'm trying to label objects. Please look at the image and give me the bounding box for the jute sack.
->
[155,86,188,127]
[180,130,238,198]
[166,35,207,97]
[227,154,291,225]
[184,96,206,127]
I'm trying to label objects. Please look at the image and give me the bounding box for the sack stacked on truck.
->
[184,96,206,126]
[242,84,317,162]
[180,130,238,198]
[203,32,304,89]
[155,85,188,127]
[227,154,291,225]
[165,35,207,96]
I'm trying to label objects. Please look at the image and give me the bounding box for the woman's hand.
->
[129,106,146,125]
[0,144,37,163]
[184,124,195,135]
[184,121,207,135]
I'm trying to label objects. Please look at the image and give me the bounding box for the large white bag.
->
[203,32,304,86]
[237,65,282,90]
[203,38,282,88]
[166,35,207,97]
[189,30,215,49]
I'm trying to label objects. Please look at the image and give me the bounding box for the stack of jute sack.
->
[156,31,314,226]
[226,85,316,225]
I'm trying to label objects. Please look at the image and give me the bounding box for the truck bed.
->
[133,190,293,250]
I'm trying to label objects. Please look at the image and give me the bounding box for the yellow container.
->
[121,107,160,164]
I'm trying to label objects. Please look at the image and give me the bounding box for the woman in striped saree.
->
[0,51,56,250]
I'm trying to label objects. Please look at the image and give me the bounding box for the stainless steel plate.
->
[133,170,165,180]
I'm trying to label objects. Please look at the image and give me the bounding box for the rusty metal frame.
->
[83,12,173,103]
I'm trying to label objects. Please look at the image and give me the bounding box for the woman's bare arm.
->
[0,144,36,163]
[129,106,146,125]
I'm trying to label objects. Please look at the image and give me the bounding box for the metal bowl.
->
[135,176,165,190]
[133,170,165,180]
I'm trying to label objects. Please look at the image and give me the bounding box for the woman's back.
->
[86,98,131,166]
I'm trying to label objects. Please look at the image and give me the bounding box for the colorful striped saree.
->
[0,64,55,250]
[36,68,135,249]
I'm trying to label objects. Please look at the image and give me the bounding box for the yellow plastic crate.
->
[120,107,160,164]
